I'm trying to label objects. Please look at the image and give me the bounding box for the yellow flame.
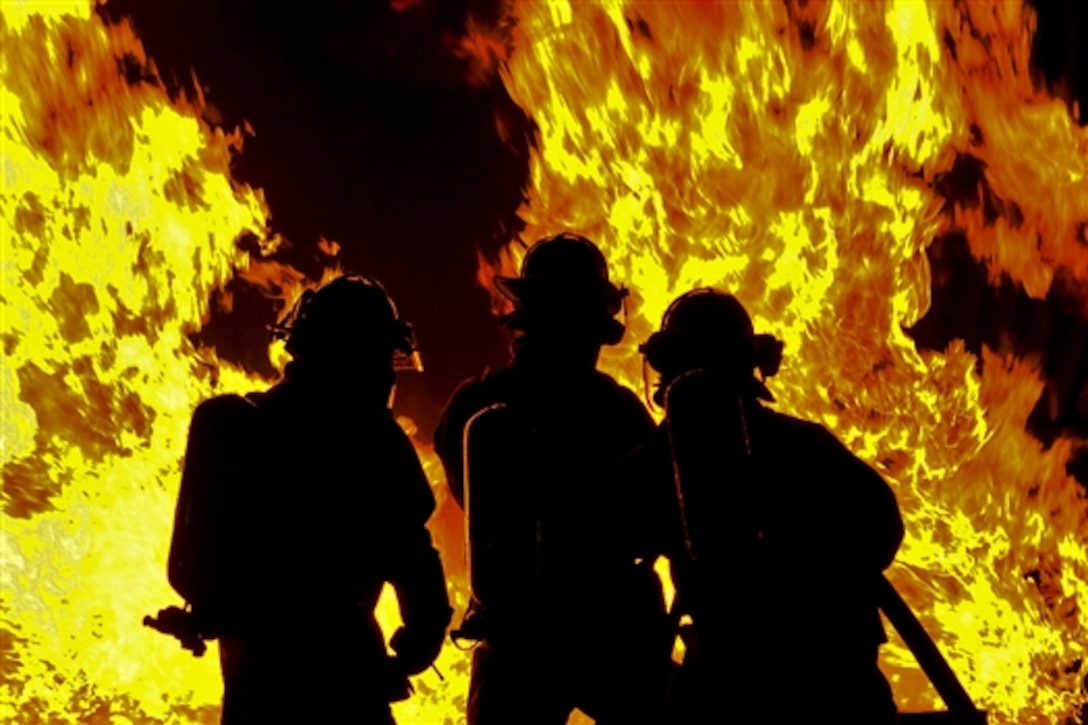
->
[5,1,1088,723]
[0,2,269,720]
[2,5,473,722]
[494,1,1088,722]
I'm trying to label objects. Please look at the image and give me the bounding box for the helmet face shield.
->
[390,320,423,372]
[393,349,424,373]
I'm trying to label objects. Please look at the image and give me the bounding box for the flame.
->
[1,3,272,721]
[0,5,267,722]
[5,1,1087,723]
[0,4,471,722]
[484,0,1088,722]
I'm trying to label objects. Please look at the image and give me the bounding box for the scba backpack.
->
[155,393,262,649]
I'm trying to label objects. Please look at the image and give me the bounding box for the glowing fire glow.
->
[3,1,1087,724]
[486,0,1088,722]
[0,4,463,723]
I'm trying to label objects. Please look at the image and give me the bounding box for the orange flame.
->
[4,1,1087,724]
[482,1,1088,722]
[1,4,270,721]
[0,4,468,723]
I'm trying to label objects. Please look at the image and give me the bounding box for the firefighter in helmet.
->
[616,288,903,723]
[433,234,674,725]
[166,274,452,724]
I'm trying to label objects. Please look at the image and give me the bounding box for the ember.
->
[2,1,1086,724]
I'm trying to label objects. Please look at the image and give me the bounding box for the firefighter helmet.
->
[270,274,422,371]
[493,233,628,345]
[639,288,782,401]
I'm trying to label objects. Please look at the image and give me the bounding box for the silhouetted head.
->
[640,288,783,405]
[494,233,627,354]
[271,274,421,385]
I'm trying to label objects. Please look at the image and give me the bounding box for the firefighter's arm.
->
[383,429,453,675]
[823,431,905,571]
[387,528,451,675]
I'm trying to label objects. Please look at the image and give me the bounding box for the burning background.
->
[2,0,1087,723]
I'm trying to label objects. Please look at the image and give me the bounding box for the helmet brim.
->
[493,275,524,303]
[750,377,775,402]
[493,275,626,307]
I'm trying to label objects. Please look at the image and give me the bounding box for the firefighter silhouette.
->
[165,274,452,724]
[433,234,674,725]
[618,288,904,723]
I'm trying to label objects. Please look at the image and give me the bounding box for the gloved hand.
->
[389,623,445,676]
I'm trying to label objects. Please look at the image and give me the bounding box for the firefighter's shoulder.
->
[588,369,655,423]
[443,367,515,415]
[189,393,258,431]
[368,408,418,447]
[762,409,840,449]
[761,409,887,485]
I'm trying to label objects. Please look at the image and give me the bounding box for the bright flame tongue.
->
[1,6,472,723]
[5,2,1087,723]
[497,0,1088,722]
[1,4,273,721]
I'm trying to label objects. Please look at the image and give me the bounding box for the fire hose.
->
[876,575,986,724]
[663,371,985,724]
